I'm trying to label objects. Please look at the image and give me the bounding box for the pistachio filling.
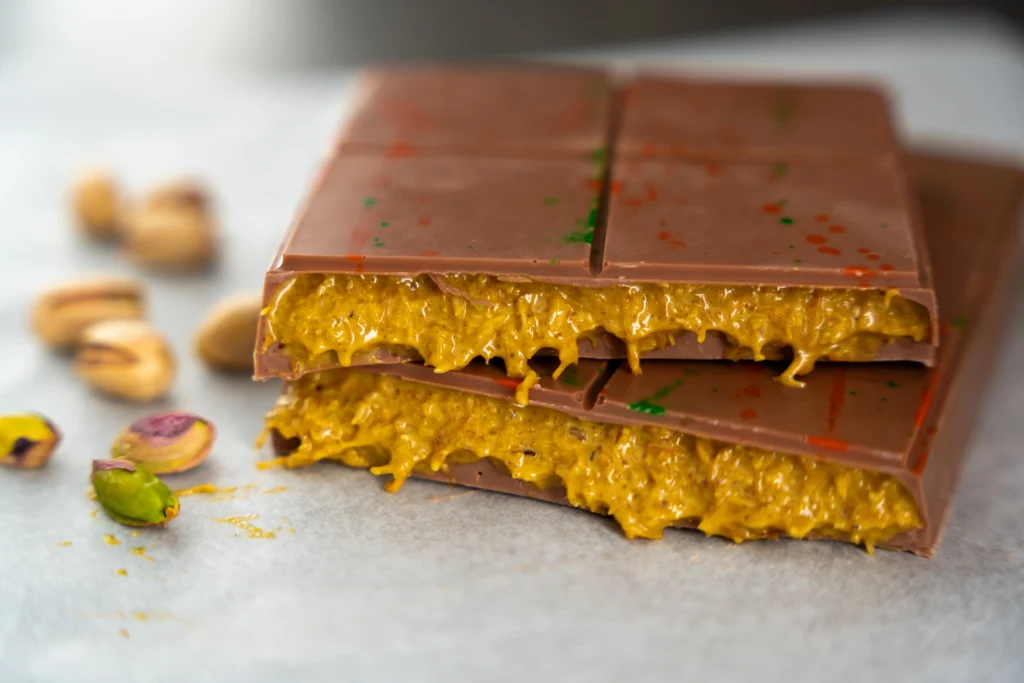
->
[264,274,931,388]
[263,371,922,550]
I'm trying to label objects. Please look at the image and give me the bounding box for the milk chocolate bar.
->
[256,66,938,391]
[264,147,1023,555]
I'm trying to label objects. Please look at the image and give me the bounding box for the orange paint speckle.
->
[806,234,828,245]
[704,163,721,176]
[807,436,849,452]
[867,254,881,261]
[640,144,658,158]
[609,180,622,196]
[828,225,846,233]
[842,266,877,278]
[645,185,659,202]
[418,250,439,257]
[345,255,366,273]
[857,248,871,254]
[815,214,829,222]
[914,372,941,427]
[418,215,433,226]
[585,178,603,192]
[912,449,930,476]
[741,384,761,398]
[625,197,643,208]
[492,378,520,391]
[818,246,841,256]
[739,408,758,420]
[385,142,417,158]
[880,264,894,271]
[762,203,782,214]
[656,231,685,248]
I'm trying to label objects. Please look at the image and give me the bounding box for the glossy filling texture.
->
[263,371,922,550]
[263,274,931,389]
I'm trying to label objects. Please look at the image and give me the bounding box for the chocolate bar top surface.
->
[270,65,932,295]
[334,148,1023,473]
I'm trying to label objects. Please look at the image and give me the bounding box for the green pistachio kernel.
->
[91,459,180,527]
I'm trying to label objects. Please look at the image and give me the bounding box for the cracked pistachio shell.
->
[32,277,146,350]
[1,413,61,468]
[123,182,216,272]
[75,320,175,402]
[194,292,262,373]
[112,412,215,474]
[91,459,179,527]
[71,170,119,239]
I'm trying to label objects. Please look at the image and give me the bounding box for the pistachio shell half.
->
[32,277,146,350]
[75,320,175,402]
[112,412,215,474]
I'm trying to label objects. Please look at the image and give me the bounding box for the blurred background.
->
[2,0,1024,74]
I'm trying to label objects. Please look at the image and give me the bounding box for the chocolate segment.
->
[267,147,1023,555]
[256,67,939,384]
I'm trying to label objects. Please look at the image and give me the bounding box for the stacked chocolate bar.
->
[255,65,1022,555]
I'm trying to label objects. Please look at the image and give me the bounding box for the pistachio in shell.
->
[194,291,262,373]
[111,412,215,474]
[31,276,146,350]
[75,319,175,402]
[71,170,119,239]
[91,459,180,527]
[1,413,61,468]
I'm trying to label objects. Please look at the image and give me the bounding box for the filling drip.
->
[262,370,922,550]
[263,274,931,393]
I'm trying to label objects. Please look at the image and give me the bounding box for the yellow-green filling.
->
[263,371,922,550]
[264,274,931,391]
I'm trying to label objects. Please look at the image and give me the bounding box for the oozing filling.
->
[263,371,922,550]
[263,274,931,392]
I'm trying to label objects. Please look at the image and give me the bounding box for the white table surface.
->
[1,9,1023,683]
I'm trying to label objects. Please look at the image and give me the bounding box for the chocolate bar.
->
[255,66,938,394]
[265,147,1021,555]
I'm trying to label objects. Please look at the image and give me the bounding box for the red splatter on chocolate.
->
[416,195,427,205]
[815,214,829,222]
[640,144,658,158]
[914,372,941,427]
[676,197,687,206]
[806,234,828,245]
[807,436,849,452]
[418,250,439,257]
[609,180,623,196]
[880,264,894,271]
[585,178,603,192]
[386,142,417,158]
[625,197,643,208]
[912,449,930,476]
[818,246,841,256]
[762,203,782,214]
[827,368,846,433]
[842,266,877,278]
[645,185,659,202]
[418,215,433,226]
[857,248,871,254]
[705,162,721,176]
[739,408,758,420]
[867,254,881,261]
[828,225,846,233]
[656,231,685,248]
[741,384,761,398]
[345,254,366,273]
[492,378,520,391]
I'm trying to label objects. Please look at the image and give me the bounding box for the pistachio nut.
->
[32,277,146,350]
[123,181,217,271]
[1,413,61,468]
[91,459,180,526]
[71,170,119,239]
[75,320,175,402]
[112,412,215,474]
[194,292,262,372]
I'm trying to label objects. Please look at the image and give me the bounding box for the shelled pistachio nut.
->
[194,292,262,372]
[32,277,146,350]
[1,413,61,468]
[91,459,179,526]
[75,320,175,402]
[70,170,120,239]
[112,412,215,474]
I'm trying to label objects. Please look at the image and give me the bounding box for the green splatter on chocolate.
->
[560,366,581,387]
[772,97,796,124]
[627,380,684,415]
[788,244,796,249]
[880,222,889,228]
[379,221,389,227]
[711,386,718,393]
[848,391,857,396]
[362,197,378,208]
[563,228,593,244]
[549,258,560,264]
[779,217,794,225]
[587,207,598,228]
[372,238,385,247]
[683,369,697,377]
[543,197,560,206]
[771,162,788,178]
[794,259,802,264]
[952,316,967,329]
[886,381,900,388]
[589,147,608,165]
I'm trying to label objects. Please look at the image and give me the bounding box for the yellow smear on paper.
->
[116,569,128,577]
[57,541,72,547]
[213,514,279,539]
[131,546,154,562]
[103,534,120,546]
